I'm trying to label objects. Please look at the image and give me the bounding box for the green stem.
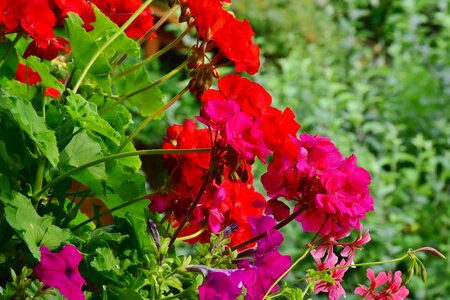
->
[263,248,312,300]
[71,194,148,230]
[100,59,188,115]
[286,253,411,289]
[33,147,210,199]
[230,206,306,251]
[72,0,154,93]
[138,5,180,44]
[61,189,92,227]
[114,26,192,80]
[33,157,46,202]
[118,85,189,151]
[111,4,181,70]
[0,33,21,69]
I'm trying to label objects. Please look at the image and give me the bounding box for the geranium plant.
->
[0,0,445,299]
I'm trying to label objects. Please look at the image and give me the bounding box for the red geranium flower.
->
[92,0,155,39]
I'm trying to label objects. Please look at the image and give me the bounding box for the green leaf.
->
[59,130,106,191]
[91,247,119,272]
[105,286,143,300]
[125,213,153,255]
[0,39,19,80]
[65,13,112,92]
[66,94,121,145]
[0,90,59,167]
[2,191,72,259]
[115,66,164,117]
[24,56,64,93]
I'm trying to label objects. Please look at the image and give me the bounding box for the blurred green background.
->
[231,0,450,299]
[138,0,449,298]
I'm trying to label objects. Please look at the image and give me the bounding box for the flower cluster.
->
[148,120,266,247]
[262,133,374,240]
[0,0,94,48]
[2,0,155,95]
[198,74,300,164]
[185,0,260,75]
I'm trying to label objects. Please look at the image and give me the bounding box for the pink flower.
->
[355,269,409,300]
[310,246,349,300]
[262,134,374,240]
[34,245,86,300]
[225,113,270,163]
[198,74,274,163]
[199,270,243,300]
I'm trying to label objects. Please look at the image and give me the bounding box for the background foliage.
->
[226,0,449,299]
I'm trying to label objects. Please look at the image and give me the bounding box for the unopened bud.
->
[223,224,238,237]
[421,264,427,282]
[185,265,213,277]
[147,219,160,250]
[414,247,446,259]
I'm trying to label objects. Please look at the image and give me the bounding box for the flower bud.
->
[147,219,161,250]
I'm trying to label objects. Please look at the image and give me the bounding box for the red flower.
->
[15,63,42,85]
[52,0,95,31]
[148,120,266,247]
[261,106,300,155]
[21,0,57,48]
[15,63,62,98]
[187,0,260,74]
[24,37,70,60]
[92,0,155,39]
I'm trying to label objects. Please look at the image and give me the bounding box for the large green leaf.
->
[115,66,164,117]
[65,13,112,92]
[2,191,72,259]
[59,130,106,192]
[0,89,59,167]
[66,94,121,145]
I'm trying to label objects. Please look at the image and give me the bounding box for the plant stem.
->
[33,147,210,199]
[118,85,189,151]
[33,156,46,202]
[176,226,207,241]
[168,177,210,248]
[111,5,181,70]
[230,206,305,251]
[0,33,21,70]
[71,194,149,230]
[100,59,188,115]
[114,26,192,80]
[72,0,154,93]
[263,247,312,300]
[139,5,180,44]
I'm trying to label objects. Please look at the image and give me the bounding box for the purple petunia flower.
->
[198,216,291,300]
[34,244,86,300]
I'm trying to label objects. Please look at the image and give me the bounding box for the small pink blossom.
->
[310,246,349,300]
[355,269,409,300]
